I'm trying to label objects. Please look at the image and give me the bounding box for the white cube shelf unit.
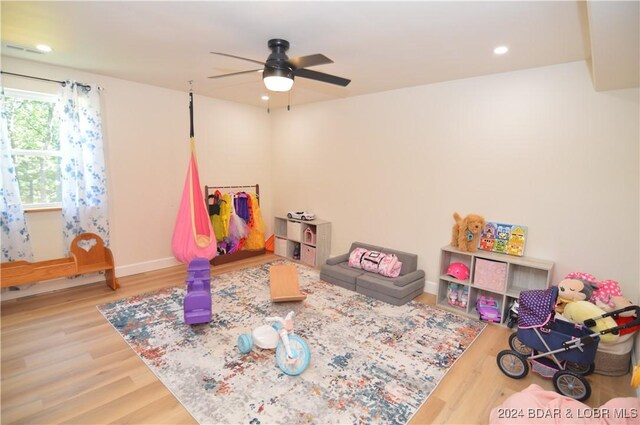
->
[274,216,331,268]
[437,245,554,327]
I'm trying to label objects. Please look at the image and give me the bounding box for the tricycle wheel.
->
[237,333,254,354]
[275,335,311,376]
[508,333,532,356]
[553,370,591,401]
[497,350,529,379]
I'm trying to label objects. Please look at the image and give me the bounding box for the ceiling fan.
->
[209,39,351,92]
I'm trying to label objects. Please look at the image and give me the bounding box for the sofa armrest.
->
[325,253,349,266]
[393,269,426,287]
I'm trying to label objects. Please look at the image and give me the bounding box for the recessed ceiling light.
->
[261,95,269,101]
[494,46,509,55]
[36,44,52,53]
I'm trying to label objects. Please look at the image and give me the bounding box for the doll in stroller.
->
[497,286,640,401]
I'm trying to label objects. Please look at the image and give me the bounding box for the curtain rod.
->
[1,71,92,90]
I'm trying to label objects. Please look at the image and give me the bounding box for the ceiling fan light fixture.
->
[263,67,294,92]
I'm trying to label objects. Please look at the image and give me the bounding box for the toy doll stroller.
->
[497,286,640,401]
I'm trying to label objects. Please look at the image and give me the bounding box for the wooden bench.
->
[1,233,119,290]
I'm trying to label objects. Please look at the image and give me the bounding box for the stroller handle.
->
[583,305,640,336]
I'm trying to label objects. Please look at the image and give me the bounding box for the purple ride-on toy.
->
[477,295,501,322]
[183,257,212,325]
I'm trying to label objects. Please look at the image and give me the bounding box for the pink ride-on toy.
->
[477,295,501,322]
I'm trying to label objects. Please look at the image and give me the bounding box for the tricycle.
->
[237,311,311,376]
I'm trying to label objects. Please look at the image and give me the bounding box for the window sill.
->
[24,207,62,213]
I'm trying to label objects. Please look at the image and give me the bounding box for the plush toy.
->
[563,301,619,344]
[451,212,485,252]
[591,279,635,317]
[564,271,597,284]
[556,278,599,303]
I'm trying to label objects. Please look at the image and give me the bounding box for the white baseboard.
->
[115,257,181,277]
[1,256,181,301]
[424,279,438,295]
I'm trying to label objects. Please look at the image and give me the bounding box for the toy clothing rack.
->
[204,184,265,266]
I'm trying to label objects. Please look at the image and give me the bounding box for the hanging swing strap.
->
[189,90,194,139]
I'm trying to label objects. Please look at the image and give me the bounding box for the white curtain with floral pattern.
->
[59,82,110,252]
[0,95,34,262]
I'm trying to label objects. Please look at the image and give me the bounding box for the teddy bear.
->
[451,212,485,252]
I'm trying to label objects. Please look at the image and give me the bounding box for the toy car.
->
[287,211,315,221]
[477,295,502,322]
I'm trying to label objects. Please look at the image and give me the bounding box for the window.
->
[4,89,61,208]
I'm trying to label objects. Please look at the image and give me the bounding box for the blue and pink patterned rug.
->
[98,261,485,424]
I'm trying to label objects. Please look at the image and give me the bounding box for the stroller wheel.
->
[497,350,529,379]
[508,333,532,356]
[566,362,595,376]
[553,371,591,401]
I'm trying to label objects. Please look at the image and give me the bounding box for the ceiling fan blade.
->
[208,69,262,79]
[287,54,333,69]
[294,68,351,87]
[210,52,265,66]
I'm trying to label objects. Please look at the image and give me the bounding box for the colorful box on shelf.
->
[303,227,316,245]
[474,258,507,291]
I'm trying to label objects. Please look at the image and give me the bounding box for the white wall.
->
[2,57,272,298]
[4,58,639,304]
[271,61,640,302]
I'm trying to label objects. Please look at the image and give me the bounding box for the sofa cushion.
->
[325,253,349,266]
[356,272,424,298]
[320,263,364,285]
[381,248,417,275]
[390,270,426,287]
[357,285,424,306]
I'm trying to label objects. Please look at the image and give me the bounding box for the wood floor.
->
[1,254,635,424]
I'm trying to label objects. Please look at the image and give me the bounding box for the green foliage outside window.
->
[4,94,61,206]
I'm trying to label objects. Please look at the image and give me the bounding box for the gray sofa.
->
[320,242,425,306]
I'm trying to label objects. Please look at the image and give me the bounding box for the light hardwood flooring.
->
[1,254,635,424]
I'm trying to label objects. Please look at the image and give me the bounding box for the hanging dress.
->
[244,193,266,250]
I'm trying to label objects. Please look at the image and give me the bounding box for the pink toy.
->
[591,279,623,309]
[446,262,470,281]
[564,271,596,283]
[477,295,501,322]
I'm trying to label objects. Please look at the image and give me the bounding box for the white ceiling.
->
[1,1,638,109]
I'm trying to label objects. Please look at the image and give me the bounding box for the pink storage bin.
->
[301,245,316,266]
[474,258,507,291]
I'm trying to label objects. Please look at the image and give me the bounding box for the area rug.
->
[98,261,485,424]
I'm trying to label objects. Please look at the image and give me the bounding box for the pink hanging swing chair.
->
[171,91,217,264]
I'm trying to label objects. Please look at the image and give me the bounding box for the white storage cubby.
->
[274,216,331,268]
[436,245,554,327]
